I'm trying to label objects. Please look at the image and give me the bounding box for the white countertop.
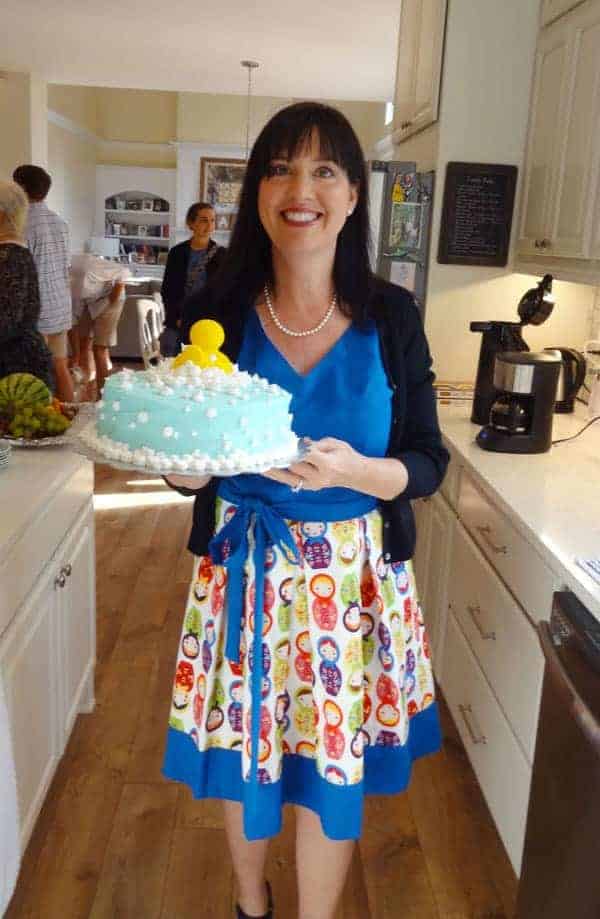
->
[0,447,90,564]
[438,403,600,622]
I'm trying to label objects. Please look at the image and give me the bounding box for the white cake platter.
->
[72,422,304,477]
[2,403,96,448]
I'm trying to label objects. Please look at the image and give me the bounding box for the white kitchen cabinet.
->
[517,0,600,266]
[541,0,585,27]
[517,16,571,258]
[448,520,544,763]
[412,497,432,611]
[0,566,59,850]
[442,612,532,876]
[420,492,455,680]
[55,504,96,752]
[0,455,95,853]
[392,0,447,143]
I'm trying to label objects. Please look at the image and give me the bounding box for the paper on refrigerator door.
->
[389,261,417,292]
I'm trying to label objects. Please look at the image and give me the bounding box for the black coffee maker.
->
[470,274,555,425]
[476,350,561,453]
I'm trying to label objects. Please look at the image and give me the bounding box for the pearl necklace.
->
[263,284,337,338]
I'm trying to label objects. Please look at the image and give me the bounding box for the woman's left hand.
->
[264,437,362,492]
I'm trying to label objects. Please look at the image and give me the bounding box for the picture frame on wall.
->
[200,157,246,209]
[215,213,230,231]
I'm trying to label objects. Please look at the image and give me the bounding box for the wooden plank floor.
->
[6,466,518,918]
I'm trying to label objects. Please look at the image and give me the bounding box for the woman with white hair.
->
[0,180,54,389]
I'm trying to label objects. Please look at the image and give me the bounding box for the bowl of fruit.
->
[0,373,93,446]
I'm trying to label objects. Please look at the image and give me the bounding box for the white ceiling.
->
[2,0,400,101]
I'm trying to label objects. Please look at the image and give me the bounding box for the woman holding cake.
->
[163,102,448,919]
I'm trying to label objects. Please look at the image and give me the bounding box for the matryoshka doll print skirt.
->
[162,498,442,841]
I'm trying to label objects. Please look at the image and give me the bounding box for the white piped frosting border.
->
[78,423,300,475]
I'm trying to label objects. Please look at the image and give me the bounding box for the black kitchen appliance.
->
[476,350,561,453]
[470,274,555,425]
[515,591,600,919]
[544,347,587,413]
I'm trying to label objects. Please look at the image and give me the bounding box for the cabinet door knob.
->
[54,573,66,589]
[540,238,552,248]
[458,703,487,745]
[534,239,541,248]
[62,563,72,577]
[466,604,496,641]
[475,524,508,555]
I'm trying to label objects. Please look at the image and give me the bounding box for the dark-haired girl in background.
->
[162,102,449,919]
[159,201,227,356]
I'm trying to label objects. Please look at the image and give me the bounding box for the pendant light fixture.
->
[241,60,260,161]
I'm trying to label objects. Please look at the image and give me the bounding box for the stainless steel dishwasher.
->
[516,590,600,918]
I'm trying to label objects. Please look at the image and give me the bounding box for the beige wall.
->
[47,121,96,253]
[177,91,386,154]
[177,93,289,146]
[320,99,387,156]
[0,72,47,179]
[47,84,98,135]
[96,140,176,169]
[96,88,177,143]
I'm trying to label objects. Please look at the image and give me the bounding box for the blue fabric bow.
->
[208,497,301,804]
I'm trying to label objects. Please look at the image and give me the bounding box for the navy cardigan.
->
[160,239,227,330]
[172,278,449,563]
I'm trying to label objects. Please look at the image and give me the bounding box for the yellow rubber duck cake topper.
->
[173,319,233,373]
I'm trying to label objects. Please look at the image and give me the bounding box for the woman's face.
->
[258,133,358,261]
[188,208,215,244]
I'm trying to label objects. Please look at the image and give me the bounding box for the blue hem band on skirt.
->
[162,702,442,840]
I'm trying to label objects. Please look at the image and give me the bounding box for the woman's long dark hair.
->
[208,101,376,323]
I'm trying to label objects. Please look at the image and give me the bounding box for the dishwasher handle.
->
[537,620,600,757]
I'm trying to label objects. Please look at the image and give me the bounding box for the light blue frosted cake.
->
[80,361,299,473]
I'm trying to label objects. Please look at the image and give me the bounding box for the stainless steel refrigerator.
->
[368,160,434,316]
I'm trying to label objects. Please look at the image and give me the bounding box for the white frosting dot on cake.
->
[128,422,137,429]
[137,412,149,423]
[193,392,205,403]
[163,426,175,438]
[184,405,192,413]
[112,401,121,411]
[192,431,198,437]
[206,407,218,419]
[99,413,105,420]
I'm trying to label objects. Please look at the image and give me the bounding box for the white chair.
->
[152,290,166,326]
[136,298,163,368]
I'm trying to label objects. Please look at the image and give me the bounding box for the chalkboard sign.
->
[437,162,517,266]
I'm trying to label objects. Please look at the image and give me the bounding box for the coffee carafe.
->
[476,350,561,454]
[470,274,555,425]
[544,347,586,413]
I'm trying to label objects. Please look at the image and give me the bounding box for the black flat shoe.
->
[236,881,273,919]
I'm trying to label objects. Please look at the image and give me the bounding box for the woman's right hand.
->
[165,474,211,491]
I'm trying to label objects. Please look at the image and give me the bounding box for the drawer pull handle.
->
[62,563,72,577]
[475,525,508,555]
[458,703,487,745]
[54,573,66,589]
[466,604,496,641]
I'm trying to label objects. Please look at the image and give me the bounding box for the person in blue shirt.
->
[162,102,448,919]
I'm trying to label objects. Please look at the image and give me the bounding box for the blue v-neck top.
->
[217,310,392,520]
